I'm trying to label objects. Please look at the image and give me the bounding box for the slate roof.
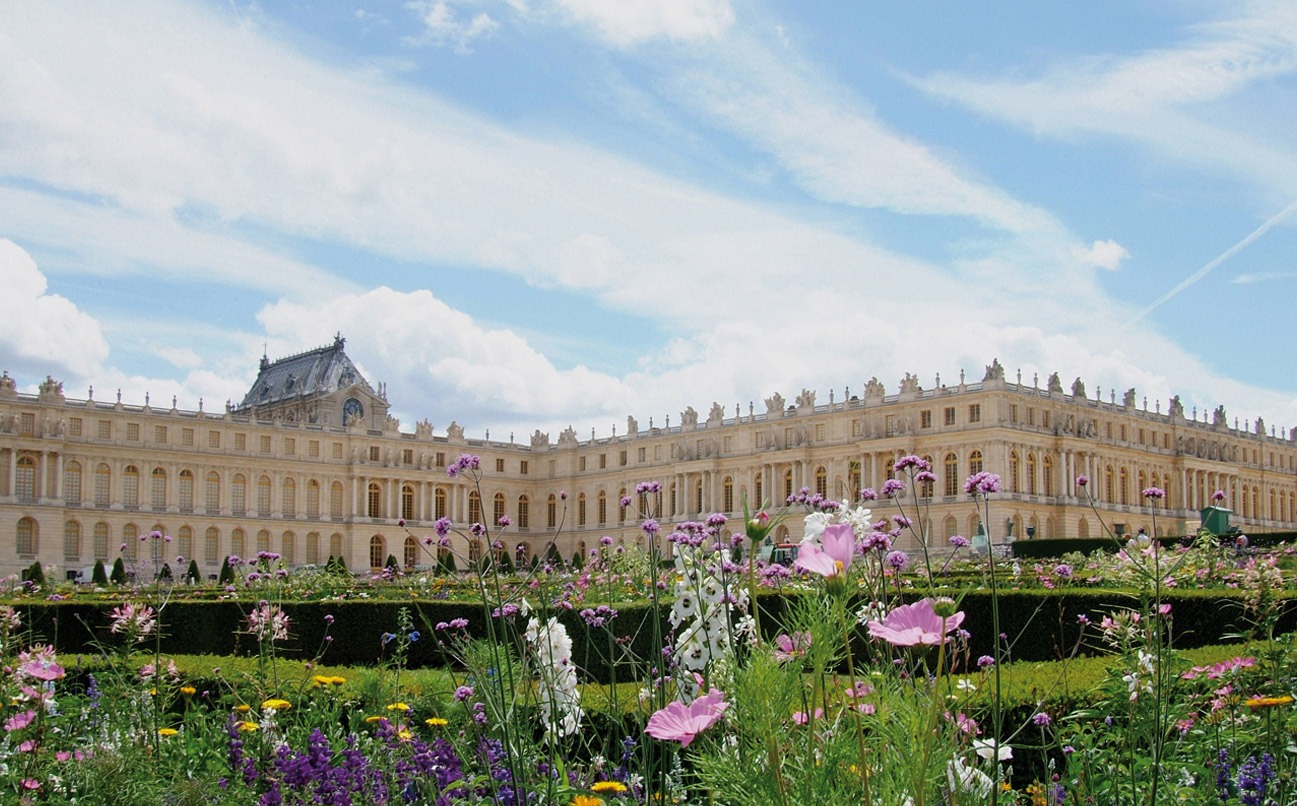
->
[233,334,373,412]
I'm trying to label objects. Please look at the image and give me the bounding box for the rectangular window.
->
[69,417,83,437]
[852,419,863,437]
[403,449,413,465]
[435,451,445,466]
[520,460,529,475]
[599,454,607,469]
[1027,408,1035,426]
[885,415,896,437]
[722,437,732,453]
[496,458,505,473]
[181,427,194,446]
[1120,425,1127,441]
[1042,411,1051,429]
[368,446,380,462]
[154,425,167,443]
[98,420,112,439]
[654,445,662,460]
[127,423,140,441]
[579,457,587,471]
[943,407,956,426]
[969,404,981,423]
[209,430,221,449]
[19,412,34,436]
[309,440,320,458]
[332,442,343,460]
[235,433,247,451]
[1009,405,1018,424]
[620,450,628,466]
[784,428,794,449]
[756,433,766,448]
[284,438,296,456]
[921,410,932,429]
[260,435,272,453]
[815,424,825,441]
[638,447,646,462]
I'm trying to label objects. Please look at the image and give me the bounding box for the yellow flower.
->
[398,728,413,741]
[425,717,448,727]
[386,702,410,712]
[365,715,384,723]
[238,721,259,732]
[1245,695,1294,710]
[234,704,251,713]
[157,728,179,737]
[329,676,346,686]
[312,675,333,687]
[179,686,197,696]
[261,699,291,711]
[590,781,628,794]
[570,797,604,806]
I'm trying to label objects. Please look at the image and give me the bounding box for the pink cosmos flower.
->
[4,710,35,732]
[645,688,728,748]
[867,598,965,647]
[794,523,855,577]
[773,632,811,663]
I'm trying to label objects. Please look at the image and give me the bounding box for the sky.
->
[2,1,1296,442]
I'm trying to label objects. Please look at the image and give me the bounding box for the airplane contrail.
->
[1134,197,1297,323]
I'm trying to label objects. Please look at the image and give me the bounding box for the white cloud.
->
[912,1,1297,199]
[1074,239,1130,270]
[551,0,734,46]
[0,239,108,378]
[405,1,499,51]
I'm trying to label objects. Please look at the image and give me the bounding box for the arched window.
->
[516,542,531,566]
[122,523,139,559]
[1077,518,1090,539]
[468,539,482,563]
[64,521,81,562]
[1009,452,1020,493]
[64,461,82,506]
[847,462,861,500]
[232,474,247,515]
[205,527,220,565]
[618,487,627,524]
[783,469,794,501]
[547,494,557,529]
[1104,466,1115,504]
[436,487,448,520]
[495,492,507,526]
[178,470,194,511]
[694,480,703,513]
[367,482,382,519]
[468,491,482,525]
[95,463,111,507]
[370,535,386,569]
[17,517,38,557]
[1042,455,1055,497]
[597,491,607,525]
[178,526,193,562]
[1119,467,1129,506]
[306,532,320,566]
[256,529,271,555]
[577,493,587,526]
[402,485,415,521]
[306,480,320,518]
[944,454,959,497]
[281,532,295,565]
[943,515,959,539]
[969,451,983,477]
[14,456,36,502]
[920,455,935,498]
[282,478,296,517]
[1026,454,1037,496]
[329,533,344,561]
[123,465,140,508]
[257,476,272,516]
[94,522,110,561]
[151,467,167,510]
[231,528,246,560]
[330,482,344,518]
[404,536,418,568]
[814,466,828,497]
[205,471,221,514]
[754,474,764,508]
[518,495,530,529]
[723,476,734,512]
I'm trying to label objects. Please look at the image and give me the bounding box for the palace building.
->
[1,336,1295,579]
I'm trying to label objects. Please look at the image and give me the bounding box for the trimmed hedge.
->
[10,588,1293,683]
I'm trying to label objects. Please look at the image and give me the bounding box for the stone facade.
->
[1,345,1295,579]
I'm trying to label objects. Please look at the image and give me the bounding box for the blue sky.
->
[1,1,1295,440]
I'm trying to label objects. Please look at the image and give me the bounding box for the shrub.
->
[109,558,127,585]
[217,556,234,585]
[185,559,202,584]
[91,559,108,585]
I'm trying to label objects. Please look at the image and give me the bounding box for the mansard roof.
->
[233,334,373,412]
